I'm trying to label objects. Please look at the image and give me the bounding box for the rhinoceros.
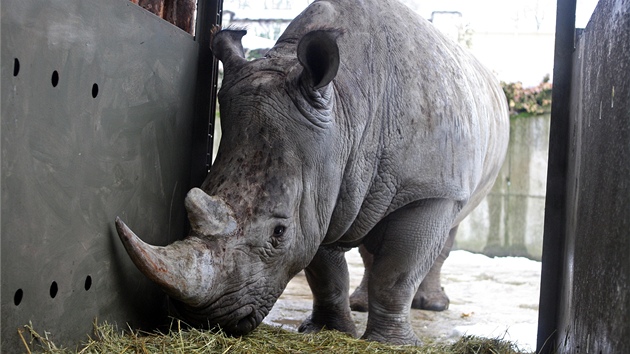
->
[115,0,509,345]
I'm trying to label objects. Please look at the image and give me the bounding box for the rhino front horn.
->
[115,217,216,307]
[185,188,237,237]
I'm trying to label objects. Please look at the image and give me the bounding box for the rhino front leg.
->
[362,199,456,345]
[412,225,457,311]
[299,245,358,337]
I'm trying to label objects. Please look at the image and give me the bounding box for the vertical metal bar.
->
[536,0,576,352]
[190,0,223,189]
[207,1,223,172]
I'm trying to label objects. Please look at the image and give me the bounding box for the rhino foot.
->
[349,287,369,312]
[298,315,323,333]
[298,313,358,337]
[351,287,450,312]
[362,323,423,346]
[411,287,450,311]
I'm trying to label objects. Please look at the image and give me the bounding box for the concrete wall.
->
[456,115,549,260]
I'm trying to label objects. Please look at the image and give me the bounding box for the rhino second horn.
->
[185,188,237,237]
[115,217,216,307]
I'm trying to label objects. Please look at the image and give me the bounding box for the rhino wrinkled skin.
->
[115,0,509,345]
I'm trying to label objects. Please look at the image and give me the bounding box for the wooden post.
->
[138,0,164,18]
[164,0,196,34]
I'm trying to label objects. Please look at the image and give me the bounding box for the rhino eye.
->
[273,225,286,237]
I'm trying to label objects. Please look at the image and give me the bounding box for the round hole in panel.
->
[13,58,20,77]
[14,289,23,306]
[49,281,58,298]
[84,275,92,291]
[51,70,59,87]
[91,83,99,98]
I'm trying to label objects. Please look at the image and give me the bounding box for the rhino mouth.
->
[231,307,259,335]
[213,305,265,335]
[171,299,266,336]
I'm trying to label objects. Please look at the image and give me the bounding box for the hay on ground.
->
[21,320,531,354]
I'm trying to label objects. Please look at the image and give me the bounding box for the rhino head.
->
[115,28,343,335]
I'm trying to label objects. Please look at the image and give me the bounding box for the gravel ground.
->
[264,249,541,352]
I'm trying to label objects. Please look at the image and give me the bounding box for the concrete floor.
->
[264,248,541,352]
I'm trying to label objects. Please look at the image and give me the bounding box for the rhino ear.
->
[211,28,248,71]
[297,30,341,90]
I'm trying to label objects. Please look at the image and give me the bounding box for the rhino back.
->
[269,0,509,244]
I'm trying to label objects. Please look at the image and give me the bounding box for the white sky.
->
[223,0,601,85]
[224,0,600,30]
[401,0,599,31]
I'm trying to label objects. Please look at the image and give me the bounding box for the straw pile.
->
[21,320,530,354]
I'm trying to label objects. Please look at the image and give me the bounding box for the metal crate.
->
[1,0,219,351]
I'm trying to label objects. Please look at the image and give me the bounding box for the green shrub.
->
[501,75,552,117]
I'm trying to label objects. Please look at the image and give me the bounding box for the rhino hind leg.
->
[351,225,457,313]
[299,245,358,337]
[361,199,457,345]
[411,225,457,311]
[348,245,371,312]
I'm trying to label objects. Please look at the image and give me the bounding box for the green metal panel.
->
[1,0,203,351]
